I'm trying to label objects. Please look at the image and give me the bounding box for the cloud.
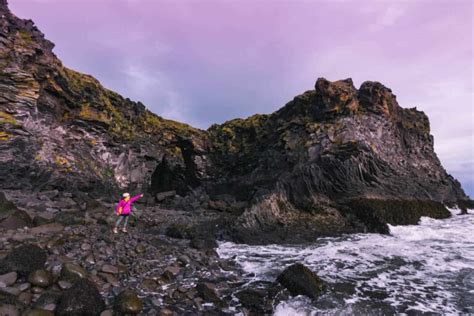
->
[122,64,189,123]
[368,5,405,31]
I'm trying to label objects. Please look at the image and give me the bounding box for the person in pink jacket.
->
[113,192,143,233]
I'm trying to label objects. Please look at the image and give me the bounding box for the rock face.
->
[0,0,471,244]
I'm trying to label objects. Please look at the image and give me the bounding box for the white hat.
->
[122,192,130,198]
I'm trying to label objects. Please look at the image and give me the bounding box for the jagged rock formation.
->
[0,0,470,243]
[0,0,212,198]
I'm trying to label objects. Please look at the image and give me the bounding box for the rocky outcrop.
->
[0,0,211,198]
[0,0,471,245]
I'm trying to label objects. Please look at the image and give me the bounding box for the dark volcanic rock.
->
[277,263,325,299]
[1,244,46,276]
[56,279,105,316]
[28,269,53,287]
[195,282,221,304]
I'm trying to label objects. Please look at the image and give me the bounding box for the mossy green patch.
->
[0,112,17,125]
[0,131,11,141]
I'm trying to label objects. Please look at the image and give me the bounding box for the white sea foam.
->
[217,209,474,314]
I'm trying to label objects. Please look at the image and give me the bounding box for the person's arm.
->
[129,194,144,203]
[117,200,124,215]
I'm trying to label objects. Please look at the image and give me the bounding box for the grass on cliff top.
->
[58,67,202,141]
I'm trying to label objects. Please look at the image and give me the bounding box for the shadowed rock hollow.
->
[0,0,471,245]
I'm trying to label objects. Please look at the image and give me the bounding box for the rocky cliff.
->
[0,0,470,244]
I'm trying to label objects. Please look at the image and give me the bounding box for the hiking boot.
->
[122,228,128,233]
[113,227,118,234]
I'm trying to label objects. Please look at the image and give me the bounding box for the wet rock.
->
[140,279,157,291]
[235,288,271,314]
[101,264,118,274]
[28,270,53,288]
[277,263,325,299]
[56,279,105,316]
[100,310,113,316]
[189,237,217,250]
[135,243,146,254]
[177,255,190,266]
[17,291,32,305]
[57,280,72,290]
[60,263,87,281]
[80,243,91,251]
[161,266,180,282]
[16,282,30,292]
[113,290,143,315]
[0,304,19,316]
[2,244,46,276]
[0,286,20,296]
[0,272,17,287]
[195,282,221,304]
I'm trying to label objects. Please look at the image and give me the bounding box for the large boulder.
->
[0,209,33,229]
[277,263,325,299]
[0,244,47,276]
[113,290,143,315]
[56,279,105,316]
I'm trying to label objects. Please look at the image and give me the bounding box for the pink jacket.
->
[116,195,142,215]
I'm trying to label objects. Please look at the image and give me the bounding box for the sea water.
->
[217,209,474,314]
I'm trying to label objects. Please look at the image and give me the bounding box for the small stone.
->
[80,243,91,251]
[57,280,72,290]
[114,290,143,315]
[195,282,221,304]
[158,308,174,316]
[60,263,87,281]
[16,282,31,291]
[100,310,113,316]
[98,273,119,287]
[0,286,20,296]
[31,286,44,294]
[135,244,146,254]
[0,271,17,287]
[101,264,118,274]
[140,278,157,291]
[177,255,190,266]
[84,254,95,265]
[161,266,180,281]
[0,304,19,316]
[28,270,53,287]
[18,291,32,304]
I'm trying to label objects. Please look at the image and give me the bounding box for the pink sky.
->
[10,0,474,196]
